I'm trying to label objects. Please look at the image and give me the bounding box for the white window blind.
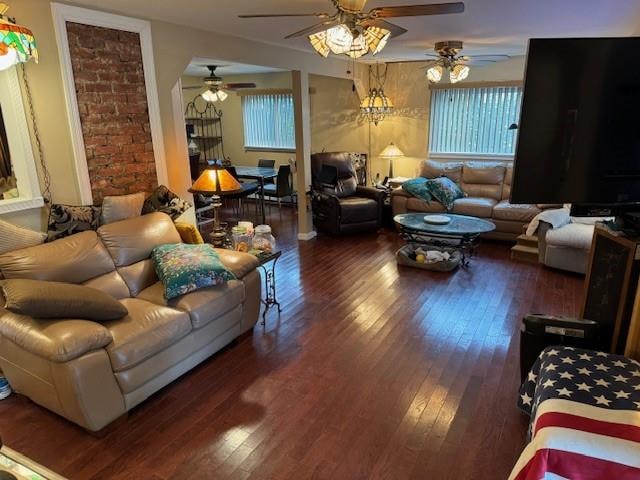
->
[429,86,522,156]
[242,93,295,150]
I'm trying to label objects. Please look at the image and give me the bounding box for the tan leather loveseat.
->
[0,213,261,431]
[391,160,543,240]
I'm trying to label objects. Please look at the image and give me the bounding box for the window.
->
[242,93,295,151]
[429,86,522,156]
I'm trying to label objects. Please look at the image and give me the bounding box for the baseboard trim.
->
[298,231,317,241]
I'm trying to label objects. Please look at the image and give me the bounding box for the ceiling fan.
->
[421,40,511,83]
[239,0,465,59]
[183,65,257,102]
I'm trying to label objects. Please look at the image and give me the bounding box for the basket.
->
[396,244,462,272]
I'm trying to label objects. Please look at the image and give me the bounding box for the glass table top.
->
[394,213,496,236]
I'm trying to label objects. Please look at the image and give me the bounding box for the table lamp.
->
[379,142,404,179]
[189,159,242,247]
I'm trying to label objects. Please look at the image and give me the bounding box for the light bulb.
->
[426,65,443,83]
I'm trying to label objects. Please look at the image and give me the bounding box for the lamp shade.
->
[450,63,470,83]
[0,4,38,71]
[379,142,404,158]
[189,161,242,195]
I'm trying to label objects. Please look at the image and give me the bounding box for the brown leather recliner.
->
[310,152,384,235]
[0,213,261,432]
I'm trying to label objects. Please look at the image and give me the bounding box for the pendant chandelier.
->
[360,64,393,126]
[0,3,38,71]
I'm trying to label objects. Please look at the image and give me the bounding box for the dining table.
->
[234,165,278,224]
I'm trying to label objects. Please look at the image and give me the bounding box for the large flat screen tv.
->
[511,37,640,208]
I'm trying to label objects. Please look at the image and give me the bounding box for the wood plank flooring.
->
[0,207,584,479]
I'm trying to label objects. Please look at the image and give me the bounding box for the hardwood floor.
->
[0,206,584,479]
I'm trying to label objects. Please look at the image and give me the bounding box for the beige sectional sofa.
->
[391,160,543,241]
[0,213,261,432]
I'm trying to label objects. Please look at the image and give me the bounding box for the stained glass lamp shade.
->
[0,4,38,71]
[359,88,394,126]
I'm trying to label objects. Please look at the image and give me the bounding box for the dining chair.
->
[262,165,294,214]
[258,159,276,169]
[225,166,260,218]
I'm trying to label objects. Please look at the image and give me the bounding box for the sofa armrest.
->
[356,186,386,203]
[537,221,553,264]
[215,249,260,279]
[390,188,411,199]
[0,311,113,362]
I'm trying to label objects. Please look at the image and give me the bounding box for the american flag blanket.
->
[509,346,640,480]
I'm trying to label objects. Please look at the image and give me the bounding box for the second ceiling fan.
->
[239,0,465,59]
[183,65,257,102]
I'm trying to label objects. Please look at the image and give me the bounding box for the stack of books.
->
[0,374,11,400]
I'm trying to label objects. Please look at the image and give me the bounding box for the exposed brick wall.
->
[66,22,157,203]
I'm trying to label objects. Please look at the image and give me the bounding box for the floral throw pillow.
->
[426,177,464,211]
[47,204,101,242]
[151,243,236,300]
[402,178,432,202]
[142,185,192,221]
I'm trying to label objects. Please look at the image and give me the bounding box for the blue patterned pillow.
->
[426,177,464,211]
[402,178,432,202]
[151,243,236,299]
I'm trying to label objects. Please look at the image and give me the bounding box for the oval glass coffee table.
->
[394,213,496,267]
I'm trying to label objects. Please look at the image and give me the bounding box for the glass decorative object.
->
[231,226,251,253]
[252,224,276,254]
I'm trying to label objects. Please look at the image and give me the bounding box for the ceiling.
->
[68,0,640,61]
[183,59,287,77]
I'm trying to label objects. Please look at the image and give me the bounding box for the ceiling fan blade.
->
[239,13,330,18]
[285,19,339,39]
[360,19,407,37]
[469,54,511,59]
[369,2,464,18]
[182,85,203,90]
[337,0,369,13]
[223,83,257,90]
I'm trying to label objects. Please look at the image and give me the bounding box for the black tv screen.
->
[511,37,640,206]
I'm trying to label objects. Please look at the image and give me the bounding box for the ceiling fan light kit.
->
[309,24,389,59]
[240,1,464,60]
[185,65,256,103]
[426,40,472,84]
[202,88,228,103]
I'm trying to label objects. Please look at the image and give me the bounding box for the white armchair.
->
[530,208,609,274]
